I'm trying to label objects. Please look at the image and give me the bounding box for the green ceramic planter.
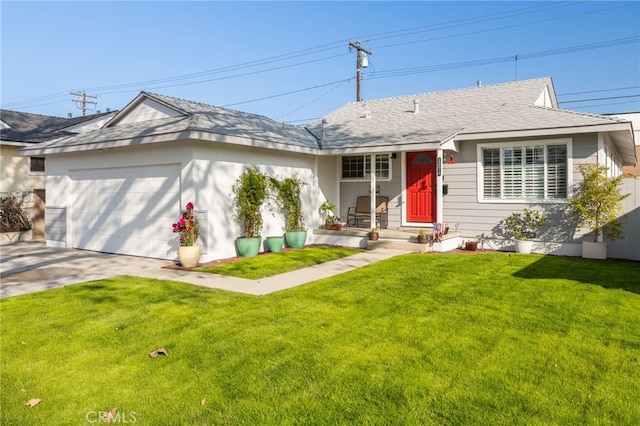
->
[236,237,261,257]
[266,236,285,253]
[285,231,307,249]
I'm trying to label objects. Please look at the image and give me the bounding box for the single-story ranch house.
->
[18,77,637,262]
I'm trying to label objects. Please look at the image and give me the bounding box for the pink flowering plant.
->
[172,202,200,246]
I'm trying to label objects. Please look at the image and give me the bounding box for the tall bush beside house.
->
[232,166,269,257]
[504,208,546,254]
[172,202,200,267]
[569,163,630,259]
[270,174,307,248]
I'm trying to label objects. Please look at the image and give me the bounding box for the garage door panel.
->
[72,164,181,259]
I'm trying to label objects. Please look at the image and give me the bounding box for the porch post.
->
[370,154,377,229]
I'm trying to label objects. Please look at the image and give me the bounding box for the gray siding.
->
[442,134,599,243]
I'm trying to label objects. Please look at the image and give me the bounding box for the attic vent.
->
[413,99,420,114]
[361,110,372,119]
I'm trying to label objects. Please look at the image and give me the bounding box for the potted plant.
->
[172,201,201,267]
[569,163,629,259]
[465,239,478,251]
[231,166,268,257]
[265,235,285,253]
[369,225,380,241]
[320,200,342,230]
[504,208,546,254]
[270,174,307,248]
[417,229,429,244]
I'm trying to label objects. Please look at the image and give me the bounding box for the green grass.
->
[1,253,639,425]
[196,246,362,279]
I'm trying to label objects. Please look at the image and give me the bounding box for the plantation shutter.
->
[546,145,567,198]
[523,146,545,198]
[502,148,522,199]
[483,148,500,198]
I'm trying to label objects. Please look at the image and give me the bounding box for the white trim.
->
[456,122,631,141]
[476,138,573,204]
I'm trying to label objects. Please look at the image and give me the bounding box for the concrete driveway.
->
[0,241,408,298]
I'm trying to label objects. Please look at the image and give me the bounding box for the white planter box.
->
[515,239,533,254]
[582,241,607,259]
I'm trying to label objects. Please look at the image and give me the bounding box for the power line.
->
[2,1,637,118]
[558,86,640,97]
[559,94,640,104]
[366,37,639,80]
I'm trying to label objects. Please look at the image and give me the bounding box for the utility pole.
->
[349,40,372,102]
[70,91,98,116]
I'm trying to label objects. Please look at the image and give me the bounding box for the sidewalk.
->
[0,241,408,298]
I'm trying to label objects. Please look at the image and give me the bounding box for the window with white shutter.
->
[479,140,569,201]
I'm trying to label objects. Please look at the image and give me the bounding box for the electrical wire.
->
[2,1,637,117]
[559,94,640,104]
[558,86,640,97]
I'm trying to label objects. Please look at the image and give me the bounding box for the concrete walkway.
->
[0,241,408,298]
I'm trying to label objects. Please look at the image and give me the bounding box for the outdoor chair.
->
[347,195,388,228]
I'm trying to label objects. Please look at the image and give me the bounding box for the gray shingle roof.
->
[0,109,114,144]
[307,77,630,148]
[137,92,319,149]
[21,92,319,153]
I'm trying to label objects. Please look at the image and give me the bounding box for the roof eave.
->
[18,129,320,156]
[455,122,634,141]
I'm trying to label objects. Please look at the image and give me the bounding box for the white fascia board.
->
[17,129,320,156]
[319,141,444,155]
[455,122,633,141]
[17,131,193,156]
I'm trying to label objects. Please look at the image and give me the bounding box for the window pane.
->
[483,148,500,198]
[30,157,45,173]
[364,154,390,178]
[524,146,544,198]
[547,145,567,198]
[503,147,522,198]
[481,143,568,201]
[342,156,364,179]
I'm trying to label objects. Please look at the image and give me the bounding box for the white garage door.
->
[71,164,181,259]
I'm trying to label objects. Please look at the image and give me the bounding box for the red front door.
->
[406,151,436,223]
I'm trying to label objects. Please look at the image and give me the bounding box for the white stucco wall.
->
[45,139,323,262]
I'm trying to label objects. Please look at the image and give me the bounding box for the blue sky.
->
[1,1,639,124]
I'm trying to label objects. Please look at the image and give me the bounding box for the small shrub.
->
[0,194,31,233]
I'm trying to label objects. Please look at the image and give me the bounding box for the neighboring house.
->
[1,110,117,240]
[18,77,637,261]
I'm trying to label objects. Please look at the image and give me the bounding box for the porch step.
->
[367,231,461,253]
[313,227,461,253]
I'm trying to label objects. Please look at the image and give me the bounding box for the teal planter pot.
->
[236,237,261,257]
[285,231,307,249]
[266,236,285,253]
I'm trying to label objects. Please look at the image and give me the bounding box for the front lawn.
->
[1,253,639,425]
[195,246,362,279]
